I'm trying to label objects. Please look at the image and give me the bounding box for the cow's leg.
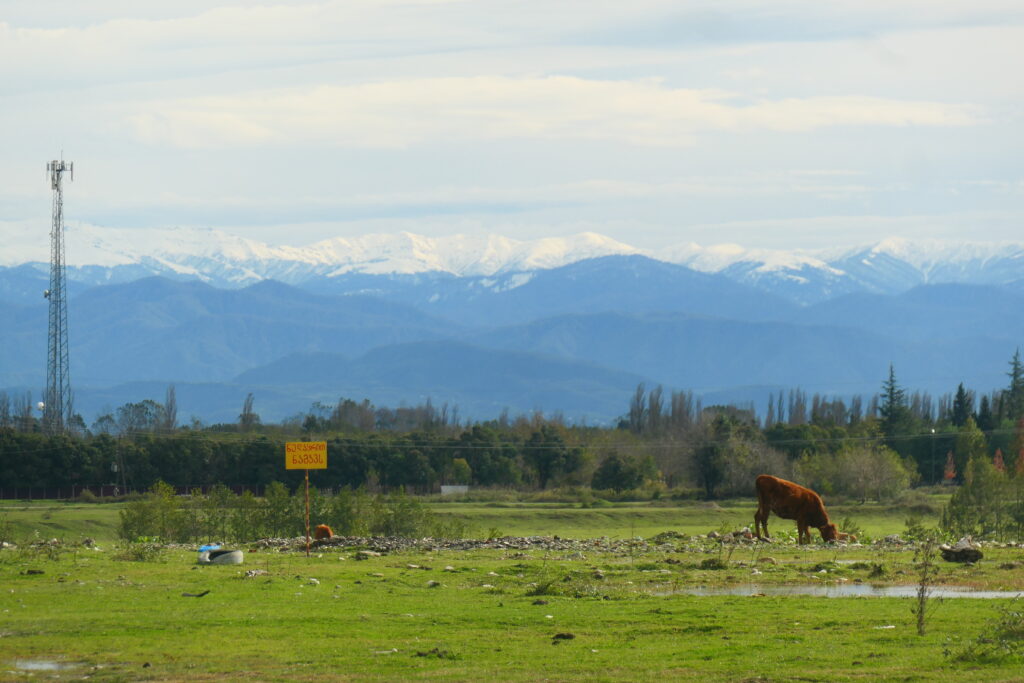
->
[797,521,809,544]
[754,506,769,539]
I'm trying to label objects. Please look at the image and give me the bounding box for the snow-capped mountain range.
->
[3,223,1024,304]
[5,223,1024,423]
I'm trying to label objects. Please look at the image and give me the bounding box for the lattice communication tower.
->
[43,159,73,434]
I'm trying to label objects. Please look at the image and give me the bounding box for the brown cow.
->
[313,524,334,540]
[754,474,838,544]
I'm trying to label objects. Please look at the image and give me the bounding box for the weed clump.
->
[649,530,685,544]
[947,599,1024,662]
[114,541,167,562]
[525,570,600,598]
[414,647,459,660]
[699,558,728,570]
[868,563,889,579]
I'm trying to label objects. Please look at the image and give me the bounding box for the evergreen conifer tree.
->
[951,383,972,427]
[880,364,914,438]
[1004,348,1024,421]
[976,394,997,432]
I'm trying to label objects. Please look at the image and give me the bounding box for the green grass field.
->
[1,497,1022,681]
[2,497,933,548]
[428,498,940,540]
[0,502,122,543]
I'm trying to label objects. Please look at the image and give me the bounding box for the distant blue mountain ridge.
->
[0,254,1020,425]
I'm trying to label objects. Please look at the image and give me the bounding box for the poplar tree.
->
[163,385,178,432]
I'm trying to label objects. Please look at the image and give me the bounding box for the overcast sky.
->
[1,0,1021,250]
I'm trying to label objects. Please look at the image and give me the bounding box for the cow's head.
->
[819,522,839,542]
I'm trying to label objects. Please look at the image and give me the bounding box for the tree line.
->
[3,353,1024,506]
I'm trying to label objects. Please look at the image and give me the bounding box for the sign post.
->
[286,441,327,557]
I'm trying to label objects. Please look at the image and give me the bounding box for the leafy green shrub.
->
[229,490,261,541]
[370,491,432,536]
[118,481,186,542]
[323,487,371,536]
[430,517,469,540]
[903,515,939,542]
[796,445,915,502]
[941,454,1022,541]
[591,452,651,492]
[263,482,303,538]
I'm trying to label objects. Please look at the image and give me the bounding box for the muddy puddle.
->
[662,584,1023,599]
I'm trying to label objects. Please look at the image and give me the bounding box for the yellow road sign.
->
[285,441,327,469]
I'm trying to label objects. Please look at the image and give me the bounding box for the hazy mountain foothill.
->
[2,230,1024,425]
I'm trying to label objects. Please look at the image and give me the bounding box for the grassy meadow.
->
[2,497,935,546]
[2,495,1023,681]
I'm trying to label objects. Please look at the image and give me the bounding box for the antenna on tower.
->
[43,158,74,435]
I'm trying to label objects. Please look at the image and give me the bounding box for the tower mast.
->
[43,159,73,434]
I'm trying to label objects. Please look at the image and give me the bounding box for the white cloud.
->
[1,0,1020,250]
[681,212,1024,249]
[123,77,980,149]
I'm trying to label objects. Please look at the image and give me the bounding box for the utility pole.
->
[43,158,73,434]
